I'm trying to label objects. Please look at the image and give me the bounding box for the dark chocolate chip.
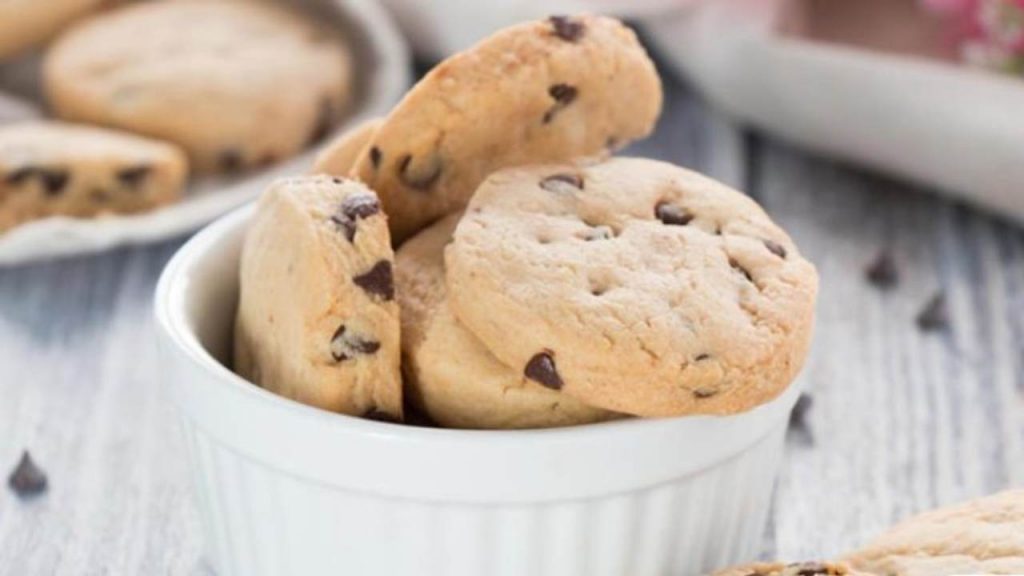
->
[916,291,948,332]
[331,194,381,241]
[397,153,442,190]
[539,173,583,193]
[695,353,711,361]
[525,351,563,390]
[693,388,717,399]
[793,562,832,576]
[353,260,395,301]
[655,202,693,226]
[8,451,47,498]
[729,258,754,283]
[549,15,584,42]
[37,169,69,196]
[363,408,401,423]
[5,166,35,186]
[219,150,244,174]
[369,146,382,169]
[116,165,151,189]
[543,84,578,124]
[865,249,899,289]
[764,239,787,259]
[330,324,381,362]
[308,98,335,145]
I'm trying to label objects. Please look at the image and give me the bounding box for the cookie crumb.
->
[865,249,898,289]
[916,291,948,332]
[8,451,47,498]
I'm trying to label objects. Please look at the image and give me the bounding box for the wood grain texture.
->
[1,62,1022,575]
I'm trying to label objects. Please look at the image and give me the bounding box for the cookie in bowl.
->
[396,212,620,429]
[0,121,186,232]
[445,157,819,417]
[44,0,352,174]
[234,175,402,420]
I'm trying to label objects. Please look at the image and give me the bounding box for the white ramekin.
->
[155,205,803,576]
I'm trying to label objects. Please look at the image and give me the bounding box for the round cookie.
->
[0,121,186,232]
[44,0,352,174]
[445,157,819,417]
[234,175,401,420]
[0,0,108,59]
[842,489,1024,576]
[351,14,662,243]
[313,118,382,177]
[713,562,864,576]
[396,212,619,429]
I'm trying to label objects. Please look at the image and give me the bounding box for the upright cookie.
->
[0,0,108,59]
[351,14,661,243]
[843,489,1024,576]
[235,176,401,420]
[44,0,352,173]
[446,158,819,417]
[313,118,382,177]
[396,213,619,429]
[0,121,186,232]
[713,562,864,576]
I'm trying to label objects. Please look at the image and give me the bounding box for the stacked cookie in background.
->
[234,14,820,428]
[0,0,353,233]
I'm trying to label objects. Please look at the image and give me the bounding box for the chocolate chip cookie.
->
[842,489,1024,575]
[713,562,864,576]
[234,175,401,420]
[351,14,662,243]
[396,212,619,429]
[313,118,381,177]
[0,0,108,59]
[0,121,186,232]
[44,0,352,173]
[445,157,819,417]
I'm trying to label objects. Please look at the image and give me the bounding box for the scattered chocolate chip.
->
[695,353,711,361]
[764,239,787,259]
[655,201,693,226]
[549,15,584,42]
[729,258,754,283]
[369,146,382,169]
[331,194,381,241]
[543,84,578,124]
[40,169,69,196]
[793,562,832,576]
[539,173,583,193]
[693,388,717,399]
[5,166,35,186]
[865,249,899,289]
[917,291,948,332]
[525,351,563,390]
[363,408,401,423]
[353,260,395,301]
[308,98,335,145]
[219,150,244,174]
[397,153,442,190]
[116,165,151,189]
[8,451,47,498]
[580,225,614,241]
[330,324,381,361]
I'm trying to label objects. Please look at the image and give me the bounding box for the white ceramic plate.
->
[0,0,411,266]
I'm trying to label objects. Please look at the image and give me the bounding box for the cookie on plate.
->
[234,175,402,420]
[842,489,1024,576]
[445,157,819,417]
[313,118,382,177]
[0,121,186,232]
[396,212,619,429]
[44,0,352,174]
[712,562,864,576]
[0,0,109,59]
[350,14,662,243]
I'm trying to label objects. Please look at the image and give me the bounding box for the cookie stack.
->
[0,0,353,232]
[234,14,819,428]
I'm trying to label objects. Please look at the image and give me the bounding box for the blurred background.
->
[1,0,1023,573]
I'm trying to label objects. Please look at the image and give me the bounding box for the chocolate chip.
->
[543,84,578,124]
[549,15,584,42]
[695,353,711,361]
[916,291,948,332]
[353,260,394,301]
[865,249,898,289]
[369,146,382,169]
[539,173,583,193]
[8,451,47,498]
[309,98,335,145]
[764,239,787,259]
[219,150,244,174]
[331,194,381,241]
[330,324,381,362]
[525,351,563,390]
[363,408,400,423]
[605,135,621,150]
[655,202,693,226]
[397,153,442,190]
[257,154,278,168]
[793,562,832,576]
[116,164,151,189]
[91,189,111,203]
[693,388,717,399]
[3,166,67,194]
[729,258,754,283]
[5,166,35,186]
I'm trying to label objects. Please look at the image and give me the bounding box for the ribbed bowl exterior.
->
[182,416,784,576]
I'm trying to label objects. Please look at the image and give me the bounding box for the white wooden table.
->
[1,58,1022,575]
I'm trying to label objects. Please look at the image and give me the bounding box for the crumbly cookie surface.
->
[313,118,381,177]
[445,157,818,417]
[0,0,108,58]
[44,0,352,173]
[351,14,661,243]
[843,489,1024,576]
[396,213,618,429]
[234,175,401,420]
[0,121,186,232]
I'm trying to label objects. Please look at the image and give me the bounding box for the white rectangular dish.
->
[154,205,804,576]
